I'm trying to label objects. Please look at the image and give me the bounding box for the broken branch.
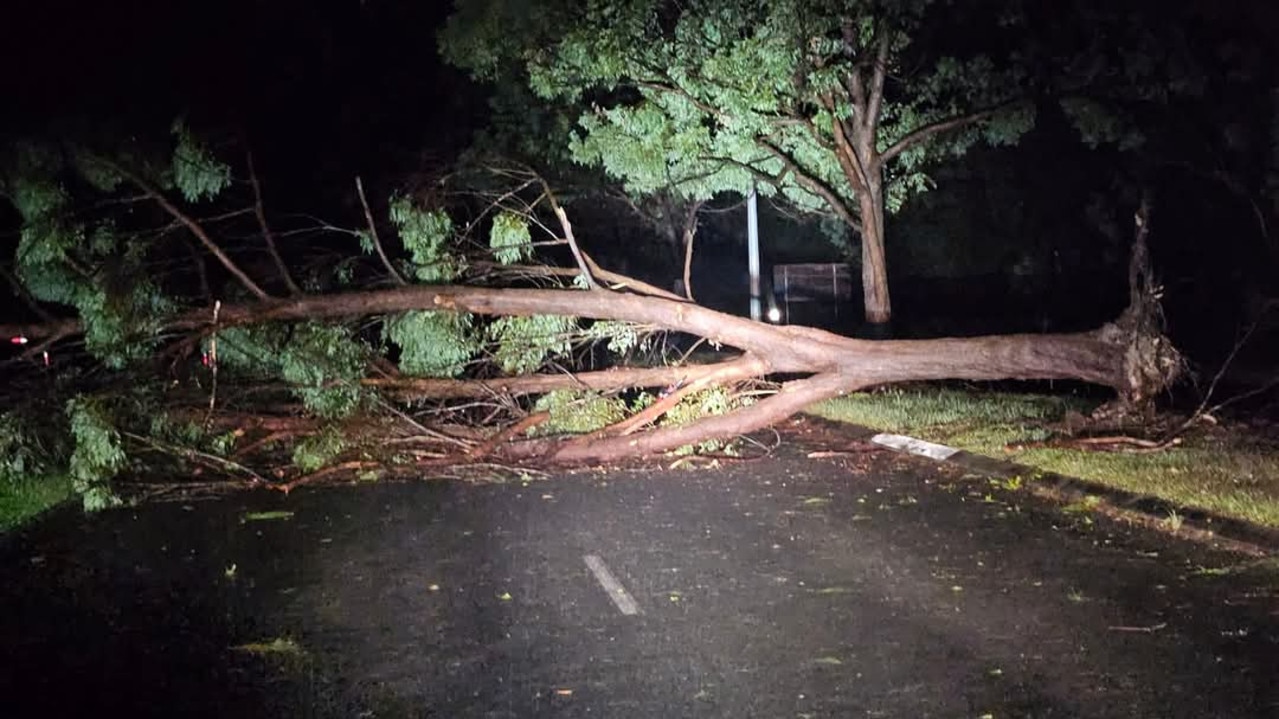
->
[355,176,409,286]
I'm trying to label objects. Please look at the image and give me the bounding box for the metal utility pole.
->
[747,185,761,321]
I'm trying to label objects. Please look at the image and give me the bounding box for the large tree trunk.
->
[1,280,1179,465]
[827,84,893,329]
[857,180,892,328]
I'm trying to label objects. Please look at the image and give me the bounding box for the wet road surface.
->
[2,431,1278,717]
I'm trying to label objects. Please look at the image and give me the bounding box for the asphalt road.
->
[2,424,1278,717]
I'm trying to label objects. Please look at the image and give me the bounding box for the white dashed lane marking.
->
[583,554,642,616]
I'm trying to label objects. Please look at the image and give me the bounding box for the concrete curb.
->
[867,431,1279,553]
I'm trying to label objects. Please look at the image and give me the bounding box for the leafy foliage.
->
[216,322,371,418]
[7,151,174,367]
[292,428,348,473]
[663,386,755,455]
[384,310,480,378]
[146,412,238,457]
[390,196,465,282]
[170,118,232,202]
[1060,98,1143,151]
[66,397,126,511]
[443,0,1040,322]
[531,390,627,435]
[442,0,1034,224]
[585,320,646,355]
[0,410,65,486]
[487,314,579,375]
[489,211,534,264]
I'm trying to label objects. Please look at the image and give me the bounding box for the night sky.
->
[2,1,479,194]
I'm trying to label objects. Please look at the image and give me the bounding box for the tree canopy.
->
[441,0,1037,325]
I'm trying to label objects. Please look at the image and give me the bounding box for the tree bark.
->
[363,359,764,400]
[856,180,892,326]
[4,285,1168,395]
[3,278,1180,464]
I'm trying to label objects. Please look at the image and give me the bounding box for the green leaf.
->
[170,119,231,202]
[531,390,628,435]
[384,311,479,378]
[390,197,464,282]
[489,211,533,265]
[292,429,347,473]
[65,397,125,511]
[487,314,578,375]
[217,322,370,418]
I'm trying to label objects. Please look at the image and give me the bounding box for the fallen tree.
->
[0,138,1180,505]
[3,211,1179,466]
[3,286,1178,460]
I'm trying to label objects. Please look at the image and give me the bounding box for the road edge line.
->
[848,422,1279,555]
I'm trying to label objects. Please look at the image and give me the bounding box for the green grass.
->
[0,475,75,533]
[809,388,1279,528]
[813,388,1087,434]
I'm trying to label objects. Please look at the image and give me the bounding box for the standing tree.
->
[440,0,1036,329]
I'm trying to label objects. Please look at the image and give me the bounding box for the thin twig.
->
[475,257,686,301]
[535,177,596,289]
[102,158,272,300]
[205,300,221,421]
[372,395,475,450]
[246,151,302,295]
[197,207,257,224]
[122,431,267,485]
[555,207,597,289]
[231,430,299,460]
[355,176,408,286]
[1168,319,1264,439]
[681,201,701,302]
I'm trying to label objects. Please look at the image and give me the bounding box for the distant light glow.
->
[766,307,782,323]
[10,335,28,345]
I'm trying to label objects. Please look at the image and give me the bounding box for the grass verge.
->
[808,387,1279,529]
[0,475,75,533]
